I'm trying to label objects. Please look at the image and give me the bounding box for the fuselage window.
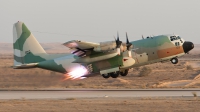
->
[176,42,178,46]
[170,37,174,41]
[175,42,180,46]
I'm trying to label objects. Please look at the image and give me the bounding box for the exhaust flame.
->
[63,66,88,80]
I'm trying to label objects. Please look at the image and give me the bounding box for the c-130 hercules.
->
[13,21,194,79]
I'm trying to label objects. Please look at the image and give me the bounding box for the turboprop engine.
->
[93,32,134,57]
[93,41,117,52]
[93,32,127,56]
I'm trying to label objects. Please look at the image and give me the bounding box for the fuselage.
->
[37,34,194,77]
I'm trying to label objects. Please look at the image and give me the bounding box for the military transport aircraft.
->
[13,21,194,79]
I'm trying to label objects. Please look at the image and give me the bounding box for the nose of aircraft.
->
[183,41,194,53]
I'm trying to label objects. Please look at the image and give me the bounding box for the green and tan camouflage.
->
[13,21,194,79]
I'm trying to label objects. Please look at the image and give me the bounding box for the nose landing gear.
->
[171,58,178,64]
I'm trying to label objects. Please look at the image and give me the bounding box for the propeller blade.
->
[117,32,120,41]
[115,32,122,55]
[126,32,132,51]
[126,32,129,44]
[116,32,122,47]
[126,32,132,57]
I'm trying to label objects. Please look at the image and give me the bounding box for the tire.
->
[120,69,129,76]
[110,71,120,78]
[102,74,110,79]
[171,58,178,64]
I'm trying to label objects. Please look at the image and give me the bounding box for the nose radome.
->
[183,41,194,53]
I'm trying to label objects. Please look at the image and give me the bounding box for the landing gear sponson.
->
[101,69,129,79]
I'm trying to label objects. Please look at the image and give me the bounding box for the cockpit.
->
[169,35,184,47]
[170,36,181,41]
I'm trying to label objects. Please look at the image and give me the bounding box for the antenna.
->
[151,35,153,39]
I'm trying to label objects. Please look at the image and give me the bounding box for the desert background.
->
[0,43,200,89]
[1,43,200,112]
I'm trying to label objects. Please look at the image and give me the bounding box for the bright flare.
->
[63,66,88,80]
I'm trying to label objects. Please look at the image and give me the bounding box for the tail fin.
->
[13,21,47,65]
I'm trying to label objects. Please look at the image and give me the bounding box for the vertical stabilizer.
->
[13,21,47,65]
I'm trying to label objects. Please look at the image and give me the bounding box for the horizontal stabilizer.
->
[13,63,38,69]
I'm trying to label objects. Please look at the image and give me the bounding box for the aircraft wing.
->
[63,40,100,57]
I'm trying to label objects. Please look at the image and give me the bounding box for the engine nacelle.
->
[93,41,117,52]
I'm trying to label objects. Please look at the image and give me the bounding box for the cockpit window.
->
[170,36,181,41]
[177,36,181,39]
[175,42,180,46]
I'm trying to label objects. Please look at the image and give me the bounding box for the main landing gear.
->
[102,69,129,79]
[120,69,129,76]
[102,74,110,79]
[110,71,120,78]
[102,72,120,79]
[170,58,178,64]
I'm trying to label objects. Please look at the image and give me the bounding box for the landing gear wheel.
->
[102,74,110,79]
[171,58,178,64]
[120,69,129,76]
[110,71,120,78]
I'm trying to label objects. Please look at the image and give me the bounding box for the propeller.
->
[126,32,132,57]
[115,32,122,55]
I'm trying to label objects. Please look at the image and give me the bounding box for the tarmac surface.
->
[0,89,200,100]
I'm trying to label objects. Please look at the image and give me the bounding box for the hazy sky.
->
[1,0,200,43]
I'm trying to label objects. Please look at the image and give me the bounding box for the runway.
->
[0,89,200,100]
